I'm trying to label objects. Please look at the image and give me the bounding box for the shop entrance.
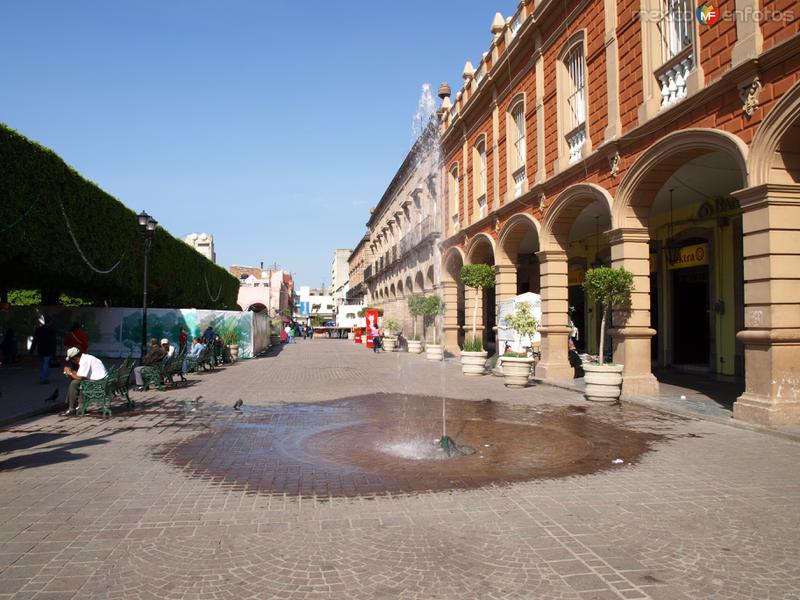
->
[671,265,710,367]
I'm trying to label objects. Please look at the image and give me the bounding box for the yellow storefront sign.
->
[568,269,585,286]
[667,243,708,270]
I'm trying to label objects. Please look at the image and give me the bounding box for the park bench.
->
[77,364,118,417]
[164,348,187,387]
[141,350,186,391]
[109,357,136,409]
[187,345,214,373]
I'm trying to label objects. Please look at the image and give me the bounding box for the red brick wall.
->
[763,0,800,51]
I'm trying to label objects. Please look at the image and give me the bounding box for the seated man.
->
[62,347,107,416]
[161,338,176,358]
[133,338,166,389]
[183,337,205,374]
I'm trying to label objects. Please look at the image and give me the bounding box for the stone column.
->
[535,250,573,380]
[495,264,517,303]
[733,184,800,426]
[442,280,460,354]
[607,228,659,397]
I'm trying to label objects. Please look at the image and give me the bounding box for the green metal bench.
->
[164,348,187,387]
[140,357,170,391]
[187,345,214,373]
[77,364,118,418]
[110,357,136,409]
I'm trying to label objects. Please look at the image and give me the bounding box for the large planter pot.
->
[407,339,424,354]
[229,344,240,362]
[383,336,397,352]
[500,356,533,388]
[425,344,443,361]
[583,363,624,402]
[460,350,488,375]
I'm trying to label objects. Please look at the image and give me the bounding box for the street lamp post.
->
[137,211,158,358]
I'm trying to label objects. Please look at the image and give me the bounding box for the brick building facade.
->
[437,1,800,425]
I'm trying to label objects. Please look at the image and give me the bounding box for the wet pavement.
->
[160,396,664,497]
[0,339,799,599]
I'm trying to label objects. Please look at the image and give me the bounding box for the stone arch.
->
[414,271,425,293]
[425,265,435,290]
[613,128,749,229]
[442,246,466,283]
[497,213,541,266]
[397,279,404,296]
[405,275,414,294]
[541,183,614,251]
[246,302,267,312]
[466,232,496,264]
[390,282,396,298]
[749,79,800,186]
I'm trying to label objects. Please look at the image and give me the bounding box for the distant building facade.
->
[346,236,372,304]
[230,265,293,315]
[184,233,216,263]
[295,286,335,323]
[331,249,352,306]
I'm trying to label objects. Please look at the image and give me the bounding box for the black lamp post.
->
[137,211,157,358]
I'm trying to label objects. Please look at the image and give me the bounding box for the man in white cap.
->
[160,338,176,358]
[62,347,107,416]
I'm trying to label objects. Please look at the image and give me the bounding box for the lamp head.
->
[137,211,149,228]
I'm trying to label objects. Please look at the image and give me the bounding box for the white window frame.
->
[507,97,527,199]
[556,33,592,171]
[449,164,460,232]
[473,136,487,220]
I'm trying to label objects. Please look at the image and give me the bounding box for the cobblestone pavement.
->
[0,339,799,599]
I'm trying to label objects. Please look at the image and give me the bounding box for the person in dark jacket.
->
[1,328,18,366]
[30,316,57,384]
[132,338,167,388]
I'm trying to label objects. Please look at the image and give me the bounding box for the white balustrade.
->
[659,56,693,109]
[567,127,586,164]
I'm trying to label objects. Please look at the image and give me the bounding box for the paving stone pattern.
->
[0,339,798,599]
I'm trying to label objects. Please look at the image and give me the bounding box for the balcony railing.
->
[399,216,441,255]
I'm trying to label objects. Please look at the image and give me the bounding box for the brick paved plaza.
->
[0,339,798,599]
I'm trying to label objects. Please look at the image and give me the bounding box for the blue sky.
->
[1,1,517,287]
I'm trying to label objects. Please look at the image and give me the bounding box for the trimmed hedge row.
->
[0,124,238,308]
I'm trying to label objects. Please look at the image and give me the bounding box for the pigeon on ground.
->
[44,388,59,403]
[233,398,243,412]
[184,395,203,412]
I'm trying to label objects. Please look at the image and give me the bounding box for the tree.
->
[406,294,426,340]
[582,266,634,365]
[505,301,538,354]
[383,318,399,336]
[459,264,496,350]
[421,294,444,345]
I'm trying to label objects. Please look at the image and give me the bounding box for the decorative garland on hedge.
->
[0,192,41,235]
[58,195,125,274]
[204,274,222,303]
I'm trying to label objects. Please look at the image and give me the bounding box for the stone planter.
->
[383,336,397,352]
[460,350,488,375]
[347,332,355,340]
[425,344,443,361]
[229,344,239,362]
[500,356,533,388]
[583,363,624,403]
[407,339,424,354]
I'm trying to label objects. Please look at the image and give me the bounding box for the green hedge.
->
[0,124,238,308]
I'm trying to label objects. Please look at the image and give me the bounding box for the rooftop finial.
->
[462,61,475,80]
[491,12,505,34]
[437,81,451,100]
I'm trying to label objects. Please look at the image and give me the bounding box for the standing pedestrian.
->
[64,322,89,354]
[287,324,295,344]
[178,326,188,352]
[30,316,57,384]
[370,321,382,353]
[307,325,314,340]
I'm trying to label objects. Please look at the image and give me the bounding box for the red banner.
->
[365,310,380,348]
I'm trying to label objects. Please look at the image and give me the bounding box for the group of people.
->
[281,323,314,343]
[2,317,238,416]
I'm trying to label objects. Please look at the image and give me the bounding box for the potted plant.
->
[218,321,240,362]
[459,264,496,375]
[422,294,444,361]
[500,301,538,387]
[382,318,399,351]
[406,294,426,354]
[269,319,282,346]
[581,266,634,402]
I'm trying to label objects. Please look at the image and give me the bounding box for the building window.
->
[564,45,587,164]
[656,0,694,108]
[510,13,522,37]
[449,164,460,231]
[508,99,526,198]
[473,137,487,220]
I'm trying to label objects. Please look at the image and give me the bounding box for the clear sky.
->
[1,0,517,287]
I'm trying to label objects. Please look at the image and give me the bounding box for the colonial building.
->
[230,265,293,315]
[362,123,442,336]
[437,3,800,425]
[346,235,372,304]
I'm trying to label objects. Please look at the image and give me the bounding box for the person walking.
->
[178,326,188,352]
[287,324,295,344]
[307,325,314,340]
[61,347,107,416]
[370,322,382,353]
[30,316,57,384]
